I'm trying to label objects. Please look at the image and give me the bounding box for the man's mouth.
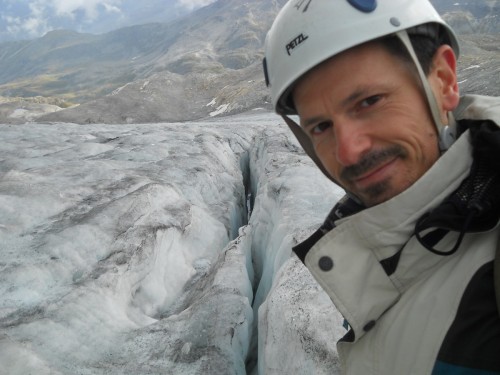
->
[353,157,399,189]
[340,145,406,185]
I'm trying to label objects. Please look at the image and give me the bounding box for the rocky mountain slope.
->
[0,0,284,101]
[434,0,500,15]
[0,0,498,124]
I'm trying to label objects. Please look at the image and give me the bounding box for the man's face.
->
[293,42,441,207]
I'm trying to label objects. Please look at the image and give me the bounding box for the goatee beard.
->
[340,145,407,205]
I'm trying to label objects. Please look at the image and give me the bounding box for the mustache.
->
[340,145,407,181]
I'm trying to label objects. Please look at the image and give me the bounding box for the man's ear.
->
[428,45,460,123]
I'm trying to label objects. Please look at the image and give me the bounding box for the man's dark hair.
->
[380,24,452,76]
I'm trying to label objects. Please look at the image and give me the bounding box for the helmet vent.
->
[390,17,401,27]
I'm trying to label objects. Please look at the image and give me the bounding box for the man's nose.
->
[334,120,372,167]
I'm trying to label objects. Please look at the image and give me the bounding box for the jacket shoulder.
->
[454,95,500,125]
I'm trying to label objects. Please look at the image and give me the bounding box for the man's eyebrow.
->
[299,93,362,130]
[300,85,383,129]
[341,85,381,108]
[301,116,328,129]
[342,83,392,107]
[341,90,364,108]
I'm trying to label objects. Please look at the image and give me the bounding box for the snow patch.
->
[210,103,230,117]
[111,83,132,95]
[9,108,30,119]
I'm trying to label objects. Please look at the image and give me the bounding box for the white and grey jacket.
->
[293,95,500,374]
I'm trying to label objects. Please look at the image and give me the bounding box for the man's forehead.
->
[292,42,399,99]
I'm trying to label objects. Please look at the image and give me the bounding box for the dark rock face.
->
[430,0,500,33]
[457,34,500,97]
[432,0,500,20]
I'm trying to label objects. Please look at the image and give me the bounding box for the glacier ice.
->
[0,111,345,374]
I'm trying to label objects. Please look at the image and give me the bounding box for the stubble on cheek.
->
[361,180,391,204]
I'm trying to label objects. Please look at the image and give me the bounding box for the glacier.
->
[0,111,345,374]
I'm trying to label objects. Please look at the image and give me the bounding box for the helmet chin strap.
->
[395,30,457,152]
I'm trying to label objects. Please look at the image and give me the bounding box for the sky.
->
[0,0,217,41]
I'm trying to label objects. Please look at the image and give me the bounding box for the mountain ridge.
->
[0,0,498,124]
[0,0,201,43]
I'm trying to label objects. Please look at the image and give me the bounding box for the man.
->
[263,0,500,374]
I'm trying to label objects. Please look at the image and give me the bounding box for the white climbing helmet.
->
[263,0,460,153]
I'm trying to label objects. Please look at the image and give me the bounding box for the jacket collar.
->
[303,131,473,342]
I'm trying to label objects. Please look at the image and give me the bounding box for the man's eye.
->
[311,121,332,135]
[360,95,381,108]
